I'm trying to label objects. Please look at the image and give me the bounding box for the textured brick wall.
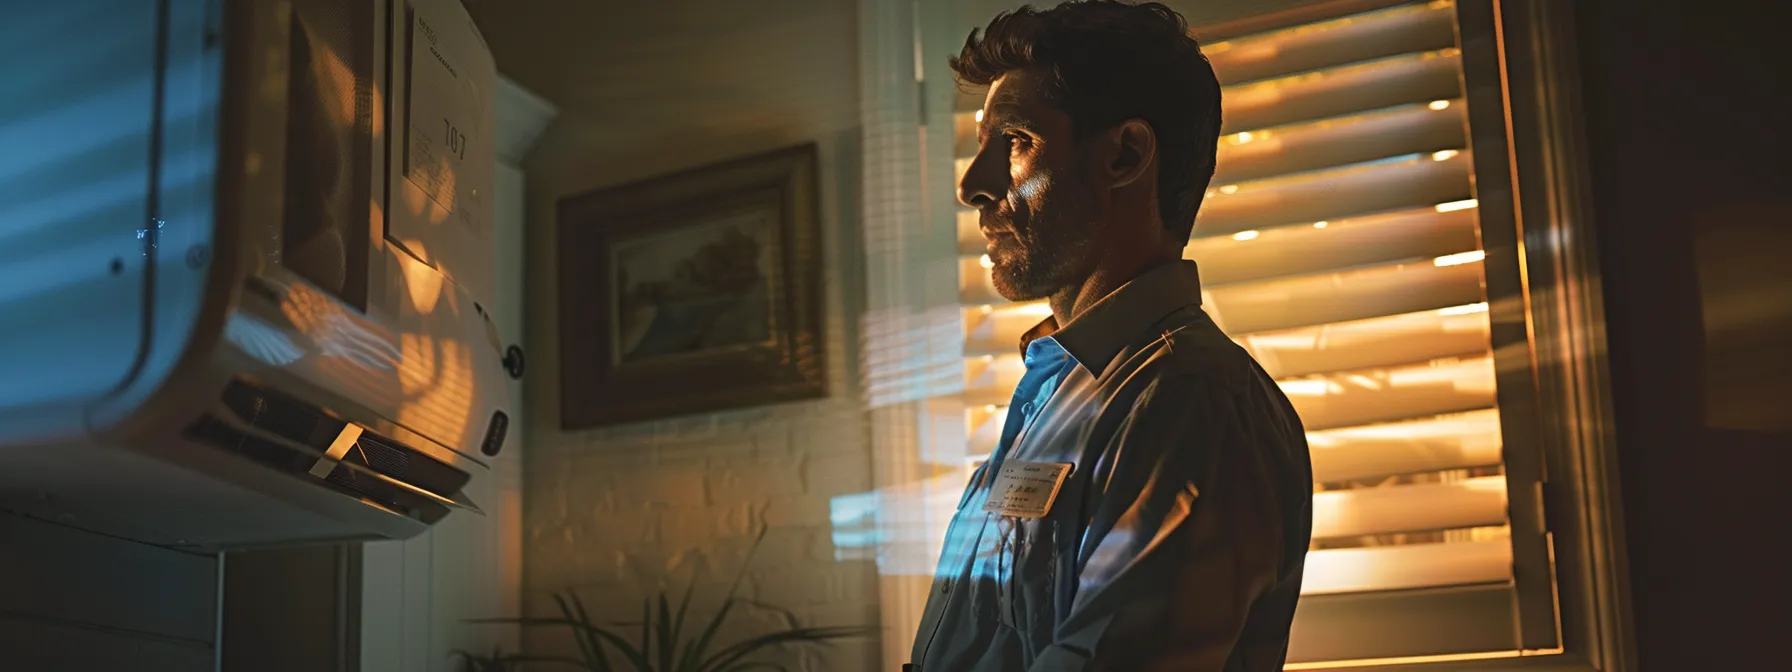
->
[467,0,878,668]
[524,402,877,670]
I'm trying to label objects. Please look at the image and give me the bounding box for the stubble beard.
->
[988,208,1098,303]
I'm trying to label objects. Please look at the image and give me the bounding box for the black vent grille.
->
[357,434,411,477]
[184,380,470,522]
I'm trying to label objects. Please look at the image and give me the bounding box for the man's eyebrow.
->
[977,110,1038,143]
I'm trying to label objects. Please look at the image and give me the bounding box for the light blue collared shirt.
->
[911,261,1312,671]
[992,336,1076,465]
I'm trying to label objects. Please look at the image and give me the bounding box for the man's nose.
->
[957,144,1007,210]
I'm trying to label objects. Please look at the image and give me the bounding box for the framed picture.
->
[557,143,827,429]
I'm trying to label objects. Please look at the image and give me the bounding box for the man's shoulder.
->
[1131,306,1263,387]
[1122,307,1309,455]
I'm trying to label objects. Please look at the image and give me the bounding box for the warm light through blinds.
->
[946,0,1549,665]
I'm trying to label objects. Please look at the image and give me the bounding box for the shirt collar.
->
[1018,260,1205,376]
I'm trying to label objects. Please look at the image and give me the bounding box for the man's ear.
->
[1100,118,1156,189]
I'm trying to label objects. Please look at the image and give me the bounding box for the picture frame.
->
[556,143,827,429]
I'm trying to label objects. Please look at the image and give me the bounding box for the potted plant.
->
[468,527,871,671]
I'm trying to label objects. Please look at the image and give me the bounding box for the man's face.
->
[961,68,1104,302]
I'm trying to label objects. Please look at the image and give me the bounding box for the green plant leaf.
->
[547,595,596,671]
[671,571,698,670]
[689,525,770,668]
[734,599,801,630]
[639,597,652,668]
[688,596,738,670]
[657,591,677,671]
[578,625,657,672]
[696,626,872,672]
[557,593,612,672]
[570,592,652,672]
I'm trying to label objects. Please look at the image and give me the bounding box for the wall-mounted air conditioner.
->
[0,0,516,550]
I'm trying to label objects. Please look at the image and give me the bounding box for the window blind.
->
[949,0,1557,666]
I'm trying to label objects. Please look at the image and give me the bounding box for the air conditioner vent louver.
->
[184,379,469,523]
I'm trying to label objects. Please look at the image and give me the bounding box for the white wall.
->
[359,81,540,669]
[465,0,880,669]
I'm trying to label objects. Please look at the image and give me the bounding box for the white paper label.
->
[405,8,489,240]
[983,460,1073,519]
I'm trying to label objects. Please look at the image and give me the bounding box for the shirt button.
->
[1022,402,1036,415]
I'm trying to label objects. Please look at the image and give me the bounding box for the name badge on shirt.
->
[983,460,1073,519]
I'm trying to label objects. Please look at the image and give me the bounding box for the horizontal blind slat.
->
[1188,203,1479,286]
[1204,258,1485,335]
[1312,475,1507,538]
[1222,49,1462,132]
[1280,355,1496,431]
[1206,1,1458,85]
[1240,304,1490,378]
[1302,537,1512,595]
[1195,151,1474,238]
[1309,409,1503,483]
[1213,101,1466,183]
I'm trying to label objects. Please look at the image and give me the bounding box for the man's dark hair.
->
[950,1,1223,241]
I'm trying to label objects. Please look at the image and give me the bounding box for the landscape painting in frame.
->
[610,206,781,366]
[557,144,826,429]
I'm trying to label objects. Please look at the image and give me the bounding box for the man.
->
[908,2,1312,670]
